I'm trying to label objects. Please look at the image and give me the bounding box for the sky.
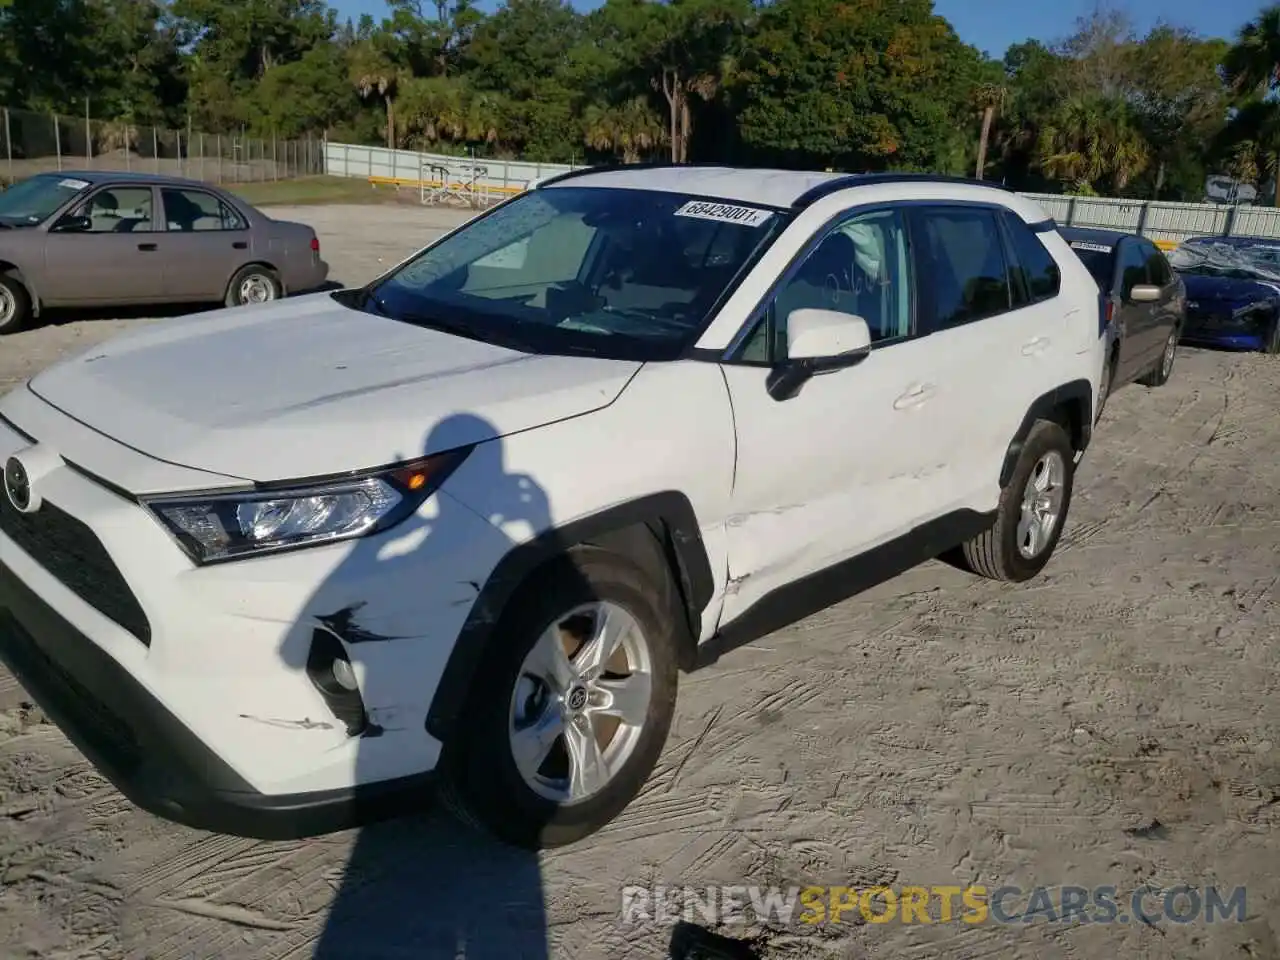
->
[328,0,1267,56]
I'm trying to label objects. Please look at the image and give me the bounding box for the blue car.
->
[1167,235,1280,353]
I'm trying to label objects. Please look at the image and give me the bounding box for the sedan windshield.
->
[356,186,785,360]
[1066,241,1114,290]
[0,173,90,225]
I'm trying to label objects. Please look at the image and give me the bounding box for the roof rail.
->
[791,172,1013,209]
[534,160,746,188]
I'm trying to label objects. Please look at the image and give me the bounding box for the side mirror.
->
[1128,284,1161,303]
[767,308,873,401]
[51,215,91,233]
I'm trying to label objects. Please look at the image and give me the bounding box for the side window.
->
[913,207,1011,332]
[738,207,912,362]
[162,188,246,232]
[1118,240,1149,298]
[71,187,154,233]
[1145,244,1172,286]
[1002,211,1061,306]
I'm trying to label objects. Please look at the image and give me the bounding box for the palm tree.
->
[973,83,1006,180]
[1038,95,1150,194]
[1223,6,1280,204]
[583,98,667,164]
[349,40,402,149]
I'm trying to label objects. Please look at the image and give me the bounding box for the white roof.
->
[543,166,847,209]
[543,165,1048,222]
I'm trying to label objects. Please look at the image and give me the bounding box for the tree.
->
[1223,5,1280,204]
[583,96,666,163]
[972,81,1005,179]
[349,34,404,147]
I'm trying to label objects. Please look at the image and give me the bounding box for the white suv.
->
[0,167,1105,849]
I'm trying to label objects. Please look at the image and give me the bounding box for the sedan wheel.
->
[238,274,277,304]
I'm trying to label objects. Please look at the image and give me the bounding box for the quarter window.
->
[739,207,912,362]
[1002,211,1061,305]
[161,188,247,231]
[913,207,1011,332]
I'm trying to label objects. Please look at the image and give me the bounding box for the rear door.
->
[1113,238,1156,381]
[906,204,1060,510]
[157,186,253,301]
[40,184,165,305]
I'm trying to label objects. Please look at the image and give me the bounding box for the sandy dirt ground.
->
[0,203,1277,960]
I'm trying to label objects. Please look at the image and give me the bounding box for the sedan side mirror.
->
[51,215,91,233]
[1128,284,1161,303]
[767,308,873,401]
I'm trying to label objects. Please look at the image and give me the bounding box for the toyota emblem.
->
[4,456,31,512]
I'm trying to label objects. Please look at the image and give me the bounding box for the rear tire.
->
[1139,328,1178,387]
[0,275,31,335]
[225,265,281,307]
[955,420,1075,583]
[442,548,679,850]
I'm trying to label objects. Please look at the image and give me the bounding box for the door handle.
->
[893,382,935,410]
[232,241,248,249]
[1021,336,1049,355]
[137,243,157,252]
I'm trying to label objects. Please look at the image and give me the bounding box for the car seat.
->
[87,191,121,233]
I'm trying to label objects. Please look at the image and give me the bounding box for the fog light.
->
[306,628,367,736]
[330,657,358,691]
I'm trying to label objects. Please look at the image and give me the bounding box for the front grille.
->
[0,496,151,645]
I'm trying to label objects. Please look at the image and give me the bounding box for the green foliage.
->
[0,0,1275,200]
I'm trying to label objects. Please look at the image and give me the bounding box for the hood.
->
[28,294,642,484]
[1179,272,1280,306]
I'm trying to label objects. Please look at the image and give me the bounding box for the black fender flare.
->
[999,379,1094,488]
[424,491,714,743]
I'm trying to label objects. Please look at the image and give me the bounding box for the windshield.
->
[0,174,91,225]
[358,186,785,360]
[1168,239,1280,282]
[1066,240,1114,289]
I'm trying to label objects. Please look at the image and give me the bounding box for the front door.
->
[157,186,253,301]
[718,206,948,623]
[41,185,165,305]
[1114,238,1159,380]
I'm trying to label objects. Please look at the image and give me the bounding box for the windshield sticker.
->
[1070,241,1111,253]
[58,178,90,190]
[674,200,774,228]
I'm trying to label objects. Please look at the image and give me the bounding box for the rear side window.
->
[912,207,1012,332]
[1002,212,1061,305]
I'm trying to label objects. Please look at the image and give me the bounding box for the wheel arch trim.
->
[999,379,1094,488]
[424,490,714,743]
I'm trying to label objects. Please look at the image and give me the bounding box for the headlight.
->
[142,449,470,564]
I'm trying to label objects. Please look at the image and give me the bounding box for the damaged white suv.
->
[0,167,1105,849]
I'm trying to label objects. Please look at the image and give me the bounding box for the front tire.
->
[955,419,1075,583]
[1264,319,1280,355]
[225,265,281,308]
[0,275,31,335]
[442,548,679,849]
[1139,328,1178,387]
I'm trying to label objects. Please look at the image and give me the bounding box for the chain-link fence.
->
[0,107,326,185]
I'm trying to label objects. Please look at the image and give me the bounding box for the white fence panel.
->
[323,141,578,195]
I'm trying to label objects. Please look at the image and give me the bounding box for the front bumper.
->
[1182,311,1269,350]
[0,387,515,834]
[0,561,433,839]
